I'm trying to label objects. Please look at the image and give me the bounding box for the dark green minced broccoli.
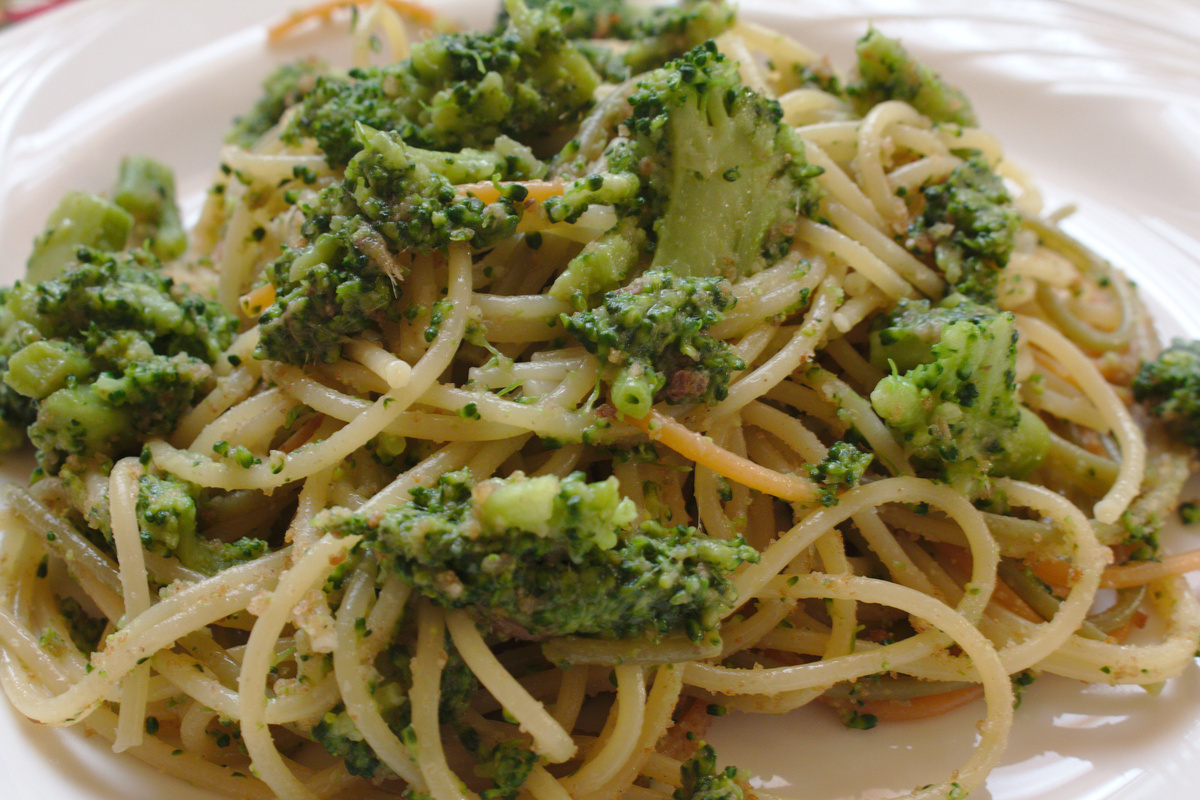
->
[313,637,478,779]
[869,310,1050,501]
[226,57,325,149]
[907,157,1019,306]
[513,0,735,79]
[56,595,107,653]
[1132,339,1200,448]
[868,296,998,373]
[458,731,540,800]
[255,125,531,365]
[562,268,745,418]
[137,471,267,576]
[0,248,236,474]
[674,742,743,800]
[285,0,600,167]
[318,469,756,642]
[847,28,977,126]
[806,441,874,507]
[548,41,823,302]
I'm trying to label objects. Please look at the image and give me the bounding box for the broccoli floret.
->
[137,472,266,576]
[806,441,873,507]
[847,28,977,126]
[869,311,1050,501]
[457,733,539,800]
[285,0,600,167]
[562,268,744,418]
[226,57,325,149]
[516,0,735,78]
[907,157,1018,306]
[868,296,997,373]
[550,42,822,301]
[1133,339,1200,448]
[112,156,187,261]
[674,742,743,800]
[312,637,477,778]
[255,126,529,365]
[0,249,236,473]
[318,470,756,642]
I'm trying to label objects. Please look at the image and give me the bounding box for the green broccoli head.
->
[674,742,743,800]
[870,310,1050,501]
[618,41,822,281]
[1133,339,1200,448]
[0,249,236,472]
[562,268,745,418]
[137,472,267,575]
[255,126,529,365]
[286,0,600,167]
[848,28,977,126]
[806,441,874,507]
[908,157,1019,306]
[516,0,735,78]
[226,57,325,149]
[868,296,998,373]
[318,469,756,642]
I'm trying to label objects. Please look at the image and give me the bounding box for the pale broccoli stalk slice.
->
[112,156,187,261]
[255,126,527,365]
[870,312,1050,502]
[562,268,744,418]
[25,193,133,283]
[137,472,266,576]
[1133,339,1200,448]
[312,637,478,779]
[631,42,822,280]
[550,218,648,306]
[675,742,744,800]
[318,469,757,642]
[908,157,1018,306]
[848,28,977,126]
[285,0,600,167]
[0,248,236,473]
[868,296,997,373]
[405,135,547,185]
[226,57,325,149]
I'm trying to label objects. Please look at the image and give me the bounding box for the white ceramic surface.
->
[0,2,1198,798]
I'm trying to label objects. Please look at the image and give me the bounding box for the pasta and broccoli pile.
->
[1,2,1198,800]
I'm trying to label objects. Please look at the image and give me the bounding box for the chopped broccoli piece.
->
[0,248,236,473]
[869,311,1050,501]
[848,28,977,126]
[112,156,187,261]
[25,192,133,283]
[552,42,822,301]
[318,470,756,642]
[806,441,873,507]
[255,126,529,365]
[907,157,1018,305]
[285,0,600,167]
[562,268,744,418]
[515,0,735,78]
[1133,339,1200,448]
[868,296,997,373]
[457,734,539,800]
[312,637,477,779]
[226,57,325,149]
[674,742,743,800]
[137,472,266,576]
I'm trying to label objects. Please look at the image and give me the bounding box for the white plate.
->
[0,1,1198,799]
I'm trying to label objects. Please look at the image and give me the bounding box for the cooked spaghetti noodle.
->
[1,4,1198,800]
